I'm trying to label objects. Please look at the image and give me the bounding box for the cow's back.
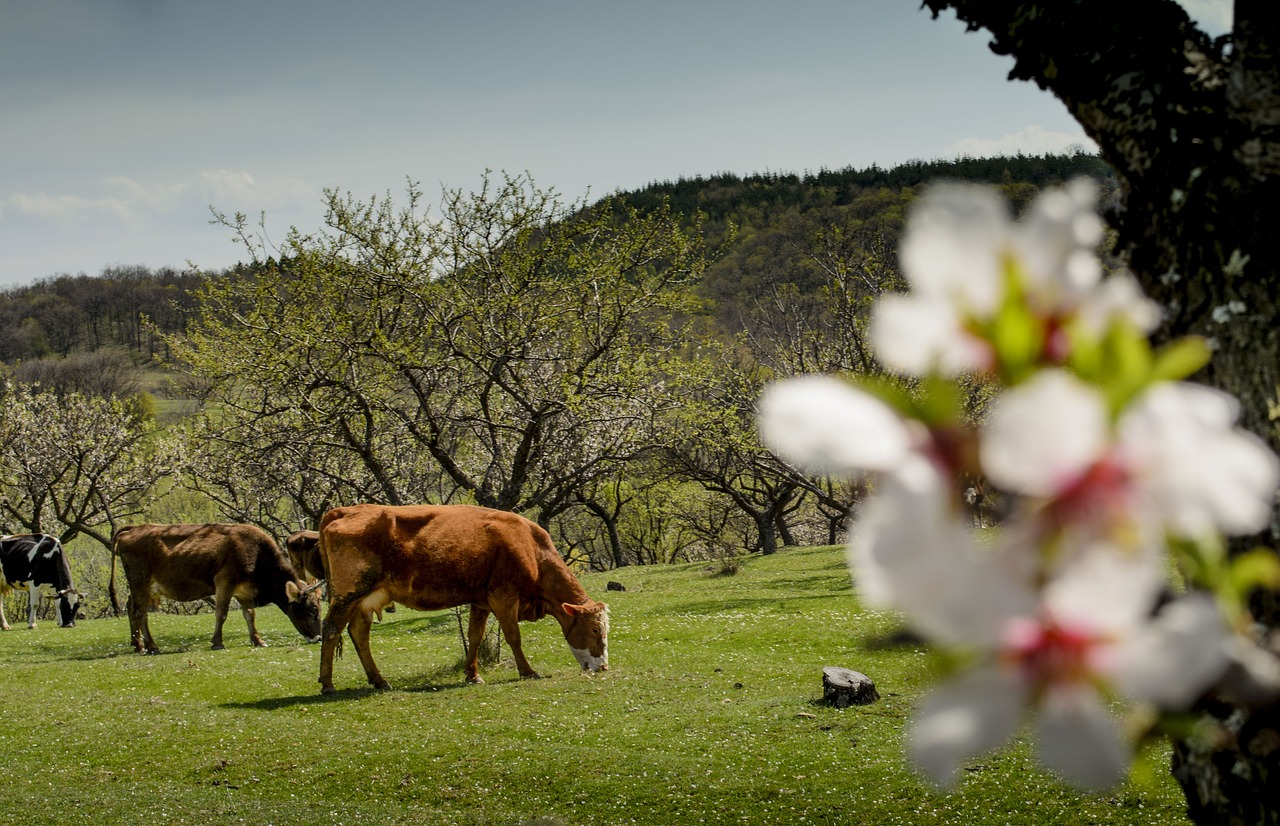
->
[114,523,275,603]
[321,504,549,612]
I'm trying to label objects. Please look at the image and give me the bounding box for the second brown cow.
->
[285,530,324,581]
[318,503,609,693]
[112,523,324,653]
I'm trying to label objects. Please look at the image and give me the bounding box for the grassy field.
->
[2,545,1189,825]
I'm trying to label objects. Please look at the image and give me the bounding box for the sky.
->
[0,0,1232,289]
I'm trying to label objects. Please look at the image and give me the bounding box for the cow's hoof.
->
[372,681,392,691]
[519,672,544,681]
[466,675,485,685]
[320,685,337,695]
[211,644,225,651]
[145,649,161,656]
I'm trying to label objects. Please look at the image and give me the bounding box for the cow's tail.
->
[108,531,121,616]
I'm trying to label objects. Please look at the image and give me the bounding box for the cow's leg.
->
[126,594,143,651]
[126,584,159,654]
[26,582,39,629]
[465,605,491,684]
[239,598,266,647]
[0,593,10,631]
[492,602,540,680]
[210,585,235,650]
[319,603,357,693]
[347,609,389,690]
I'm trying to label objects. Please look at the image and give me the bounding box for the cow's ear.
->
[562,602,581,617]
[286,580,301,601]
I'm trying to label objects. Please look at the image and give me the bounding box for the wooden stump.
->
[822,666,879,707]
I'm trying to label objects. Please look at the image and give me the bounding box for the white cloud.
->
[1,170,318,229]
[941,125,1099,160]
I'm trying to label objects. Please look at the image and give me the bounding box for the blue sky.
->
[0,0,1230,287]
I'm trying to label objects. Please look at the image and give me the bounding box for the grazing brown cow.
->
[318,503,609,693]
[285,530,325,581]
[111,523,324,653]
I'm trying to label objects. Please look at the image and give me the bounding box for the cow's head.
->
[561,601,609,673]
[283,580,325,643]
[55,588,82,627]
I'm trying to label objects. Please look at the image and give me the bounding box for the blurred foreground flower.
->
[758,179,1280,790]
[871,179,1158,381]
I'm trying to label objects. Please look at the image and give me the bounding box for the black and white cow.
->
[0,534,82,630]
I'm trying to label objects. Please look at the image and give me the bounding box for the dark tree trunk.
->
[757,510,779,556]
[915,2,1280,822]
[584,498,629,569]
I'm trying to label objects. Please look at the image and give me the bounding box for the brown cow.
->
[285,530,325,581]
[317,503,609,693]
[111,523,324,653]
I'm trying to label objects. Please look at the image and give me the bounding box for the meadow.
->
[2,545,1190,825]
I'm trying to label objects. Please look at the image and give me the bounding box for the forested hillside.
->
[0,151,1113,619]
[0,150,1110,362]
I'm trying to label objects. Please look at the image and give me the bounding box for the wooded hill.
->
[0,151,1113,592]
[0,150,1111,367]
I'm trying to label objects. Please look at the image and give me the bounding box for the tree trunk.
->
[916,2,1280,821]
[757,509,779,555]
[584,498,629,569]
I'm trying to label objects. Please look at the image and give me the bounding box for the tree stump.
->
[822,666,879,708]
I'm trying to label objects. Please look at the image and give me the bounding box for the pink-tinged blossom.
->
[897,515,1231,788]
[843,453,1229,788]
[982,370,1280,545]
[870,178,1155,375]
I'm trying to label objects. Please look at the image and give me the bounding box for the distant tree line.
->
[0,264,207,363]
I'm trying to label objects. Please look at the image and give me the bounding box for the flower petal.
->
[870,295,991,376]
[1121,382,1280,536]
[1014,177,1104,304]
[1035,686,1131,789]
[1041,543,1164,636]
[757,376,913,475]
[981,370,1109,498]
[849,457,1034,645]
[899,183,1010,314]
[1076,272,1161,334]
[909,666,1028,787]
[1110,592,1230,709]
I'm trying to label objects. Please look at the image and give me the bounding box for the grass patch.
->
[1,545,1189,824]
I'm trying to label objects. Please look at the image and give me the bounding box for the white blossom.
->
[902,533,1229,788]
[873,179,1112,375]
[981,370,1280,544]
[757,375,916,476]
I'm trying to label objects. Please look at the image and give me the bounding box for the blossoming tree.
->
[759,179,1280,790]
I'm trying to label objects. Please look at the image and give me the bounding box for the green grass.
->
[1,545,1189,825]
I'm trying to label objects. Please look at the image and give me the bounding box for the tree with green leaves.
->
[175,173,707,552]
